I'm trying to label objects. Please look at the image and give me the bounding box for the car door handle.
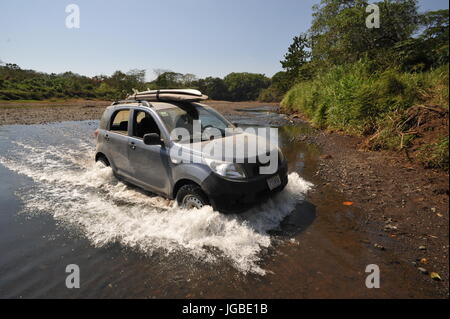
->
[129,142,136,150]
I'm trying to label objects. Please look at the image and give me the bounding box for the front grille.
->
[242,154,283,178]
[242,162,263,178]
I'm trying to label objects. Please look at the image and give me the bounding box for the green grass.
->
[417,137,449,170]
[282,61,448,134]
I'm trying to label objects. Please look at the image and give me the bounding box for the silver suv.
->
[95,90,288,213]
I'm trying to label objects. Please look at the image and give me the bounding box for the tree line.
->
[0,63,271,102]
[0,0,447,107]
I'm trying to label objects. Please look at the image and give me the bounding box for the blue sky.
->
[0,0,448,80]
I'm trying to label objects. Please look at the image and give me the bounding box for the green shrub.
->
[258,86,283,102]
[281,60,449,135]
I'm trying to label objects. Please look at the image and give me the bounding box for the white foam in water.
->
[0,130,312,275]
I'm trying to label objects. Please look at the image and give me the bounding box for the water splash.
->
[0,122,312,275]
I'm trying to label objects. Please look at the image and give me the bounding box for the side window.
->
[109,109,130,134]
[133,111,161,139]
[198,107,227,129]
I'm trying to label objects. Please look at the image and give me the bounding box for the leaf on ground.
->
[342,201,354,206]
[430,272,442,281]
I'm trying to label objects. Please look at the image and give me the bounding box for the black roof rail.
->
[111,100,152,107]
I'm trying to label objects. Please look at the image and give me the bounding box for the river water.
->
[0,107,435,298]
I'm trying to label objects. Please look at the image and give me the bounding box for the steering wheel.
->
[202,124,214,130]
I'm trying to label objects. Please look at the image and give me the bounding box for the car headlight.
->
[204,158,246,179]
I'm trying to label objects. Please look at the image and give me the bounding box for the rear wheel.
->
[96,155,110,167]
[176,184,209,209]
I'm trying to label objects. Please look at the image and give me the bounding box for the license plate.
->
[267,175,281,190]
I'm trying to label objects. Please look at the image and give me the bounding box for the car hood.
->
[171,131,279,163]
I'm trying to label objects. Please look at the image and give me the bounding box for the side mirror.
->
[143,133,163,146]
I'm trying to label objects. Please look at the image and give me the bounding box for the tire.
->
[96,155,110,167]
[176,184,209,209]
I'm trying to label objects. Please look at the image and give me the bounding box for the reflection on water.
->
[278,126,320,176]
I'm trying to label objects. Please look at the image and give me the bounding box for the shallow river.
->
[0,107,434,298]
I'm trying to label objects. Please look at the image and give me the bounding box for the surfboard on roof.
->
[126,89,209,102]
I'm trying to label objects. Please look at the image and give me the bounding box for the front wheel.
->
[176,184,209,209]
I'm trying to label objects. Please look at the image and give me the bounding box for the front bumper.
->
[201,161,289,213]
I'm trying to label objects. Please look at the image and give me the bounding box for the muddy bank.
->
[292,120,449,297]
[0,99,109,125]
[0,99,279,125]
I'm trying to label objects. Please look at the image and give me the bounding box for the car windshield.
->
[156,104,235,142]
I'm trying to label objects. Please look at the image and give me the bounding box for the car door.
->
[127,109,172,195]
[105,108,133,177]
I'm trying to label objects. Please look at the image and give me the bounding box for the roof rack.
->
[111,89,209,107]
[111,100,152,107]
